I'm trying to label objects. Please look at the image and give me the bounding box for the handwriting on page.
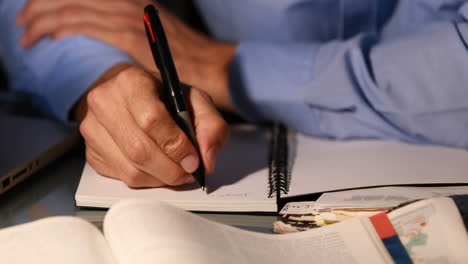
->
[211,192,251,198]
[280,201,316,215]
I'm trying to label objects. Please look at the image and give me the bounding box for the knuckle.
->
[125,138,149,165]
[86,88,104,112]
[116,67,155,96]
[160,133,191,160]
[79,118,91,139]
[139,109,161,132]
[116,66,144,83]
[138,101,167,131]
[123,169,145,188]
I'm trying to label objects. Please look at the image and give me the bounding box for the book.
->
[0,199,399,264]
[388,196,468,262]
[75,124,468,212]
[3,197,467,263]
[275,196,468,263]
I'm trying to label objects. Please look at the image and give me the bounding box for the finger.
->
[17,0,72,26]
[121,73,200,174]
[20,6,124,47]
[81,111,166,188]
[17,0,143,26]
[86,68,193,186]
[188,88,229,173]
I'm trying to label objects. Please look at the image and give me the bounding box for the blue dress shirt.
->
[1,0,467,148]
[0,0,133,121]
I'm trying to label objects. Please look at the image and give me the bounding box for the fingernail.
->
[184,175,195,184]
[207,146,219,171]
[180,154,199,173]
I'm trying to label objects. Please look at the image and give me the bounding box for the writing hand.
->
[78,64,229,187]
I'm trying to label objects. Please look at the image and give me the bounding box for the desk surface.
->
[0,145,277,233]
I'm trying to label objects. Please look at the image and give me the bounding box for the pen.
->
[143,5,206,190]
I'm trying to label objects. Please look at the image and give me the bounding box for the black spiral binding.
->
[268,123,290,209]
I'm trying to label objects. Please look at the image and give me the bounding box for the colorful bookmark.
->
[370,212,412,264]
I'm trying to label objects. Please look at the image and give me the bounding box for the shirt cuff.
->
[17,36,136,123]
[47,53,134,123]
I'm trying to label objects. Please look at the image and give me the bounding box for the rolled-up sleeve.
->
[0,0,134,122]
[229,3,468,148]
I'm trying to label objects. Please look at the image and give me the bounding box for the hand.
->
[78,64,229,188]
[17,0,236,110]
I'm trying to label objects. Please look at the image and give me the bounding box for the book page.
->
[76,125,277,212]
[103,199,393,264]
[0,216,116,264]
[315,186,468,209]
[388,197,468,263]
[286,135,468,198]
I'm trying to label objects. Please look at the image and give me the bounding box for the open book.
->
[2,197,468,264]
[387,196,468,262]
[75,125,468,212]
[0,199,396,264]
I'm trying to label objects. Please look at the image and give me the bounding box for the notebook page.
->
[76,125,277,212]
[0,217,115,264]
[104,199,392,264]
[286,135,468,198]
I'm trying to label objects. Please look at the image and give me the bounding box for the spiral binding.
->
[268,123,290,199]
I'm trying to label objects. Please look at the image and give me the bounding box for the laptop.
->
[0,113,80,195]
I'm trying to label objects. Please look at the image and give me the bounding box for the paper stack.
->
[274,186,468,233]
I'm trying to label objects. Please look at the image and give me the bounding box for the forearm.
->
[0,0,134,122]
[73,63,134,122]
[228,20,468,148]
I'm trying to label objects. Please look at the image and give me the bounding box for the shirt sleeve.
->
[0,0,134,122]
[229,3,468,149]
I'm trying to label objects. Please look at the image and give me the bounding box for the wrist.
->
[199,42,236,111]
[73,63,134,122]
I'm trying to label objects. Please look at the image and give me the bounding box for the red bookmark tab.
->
[370,212,397,239]
[143,13,156,43]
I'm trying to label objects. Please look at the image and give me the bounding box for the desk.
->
[0,145,277,232]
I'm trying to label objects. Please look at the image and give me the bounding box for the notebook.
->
[75,124,468,212]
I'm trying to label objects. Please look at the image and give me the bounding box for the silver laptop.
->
[0,113,79,194]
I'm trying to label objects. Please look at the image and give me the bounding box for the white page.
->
[0,216,116,264]
[286,135,468,197]
[388,197,468,263]
[103,199,393,264]
[76,125,277,212]
[315,186,468,209]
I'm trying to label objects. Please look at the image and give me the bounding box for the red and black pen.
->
[143,5,206,190]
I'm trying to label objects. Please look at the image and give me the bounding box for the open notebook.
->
[75,125,468,212]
